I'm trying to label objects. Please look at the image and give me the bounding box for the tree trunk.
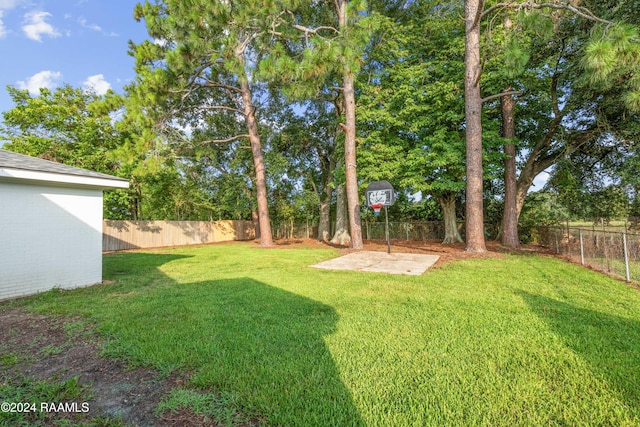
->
[317,140,336,242]
[511,73,567,229]
[464,0,487,253]
[252,209,261,240]
[239,76,273,247]
[317,171,334,242]
[438,192,464,244]
[243,183,260,239]
[501,85,519,247]
[338,0,363,250]
[129,179,142,220]
[318,192,332,242]
[330,182,351,246]
[516,167,537,220]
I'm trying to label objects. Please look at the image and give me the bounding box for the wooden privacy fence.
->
[103,220,255,252]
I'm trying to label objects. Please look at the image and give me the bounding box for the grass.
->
[568,220,635,233]
[579,255,640,281]
[155,388,249,425]
[8,242,640,426]
[0,375,121,427]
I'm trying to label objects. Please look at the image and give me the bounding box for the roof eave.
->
[0,168,130,189]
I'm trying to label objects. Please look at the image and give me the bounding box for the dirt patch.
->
[0,307,216,427]
[268,237,548,266]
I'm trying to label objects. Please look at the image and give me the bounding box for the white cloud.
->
[68,14,118,36]
[0,11,6,38]
[83,74,111,95]
[17,70,63,95]
[22,10,61,42]
[78,17,101,32]
[0,0,23,9]
[0,0,28,38]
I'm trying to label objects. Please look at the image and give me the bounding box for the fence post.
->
[580,229,584,265]
[406,222,409,240]
[623,232,631,282]
[604,231,610,272]
[555,230,559,254]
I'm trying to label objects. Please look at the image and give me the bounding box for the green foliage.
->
[358,0,503,220]
[128,0,337,227]
[581,24,640,111]
[546,149,634,224]
[0,85,134,219]
[545,162,589,220]
[6,0,636,230]
[259,1,381,101]
[588,186,630,222]
[518,10,554,39]
[260,97,338,226]
[518,191,569,243]
[0,82,229,221]
[1,85,120,170]
[480,2,640,234]
[503,39,531,78]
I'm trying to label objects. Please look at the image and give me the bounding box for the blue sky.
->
[0,0,149,114]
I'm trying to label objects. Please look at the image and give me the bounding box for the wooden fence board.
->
[103,220,255,251]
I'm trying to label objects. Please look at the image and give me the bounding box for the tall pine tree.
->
[129,0,287,246]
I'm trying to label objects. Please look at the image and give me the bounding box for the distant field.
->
[7,242,640,426]
[568,220,637,233]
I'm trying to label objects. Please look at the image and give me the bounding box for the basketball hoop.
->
[371,203,383,216]
[367,181,395,254]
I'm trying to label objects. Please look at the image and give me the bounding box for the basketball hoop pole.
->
[385,205,390,254]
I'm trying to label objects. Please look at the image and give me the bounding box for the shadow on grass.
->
[518,291,640,412]
[98,254,363,426]
[102,252,193,286]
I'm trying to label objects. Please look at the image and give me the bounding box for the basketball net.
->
[371,203,383,216]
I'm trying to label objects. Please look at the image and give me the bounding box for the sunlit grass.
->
[10,242,640,426]
[568,220,631,232]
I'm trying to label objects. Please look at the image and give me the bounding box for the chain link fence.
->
[272,221,458,241]
[363,221,447,240]
[272,221,315,240]
[274,221,640,282]
[537,226,640,282]
[272,221,503,242]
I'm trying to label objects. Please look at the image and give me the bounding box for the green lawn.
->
[568,220,631,232]
[8,242,640,426]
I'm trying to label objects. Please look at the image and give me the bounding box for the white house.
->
[0,150,129,300]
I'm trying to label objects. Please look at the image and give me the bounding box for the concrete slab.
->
[311,251,439,276]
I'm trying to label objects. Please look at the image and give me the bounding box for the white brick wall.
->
[0,181,103,300]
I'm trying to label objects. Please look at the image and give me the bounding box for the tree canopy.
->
[1,0,638,246]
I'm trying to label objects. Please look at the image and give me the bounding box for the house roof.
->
[0,150,129,189]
